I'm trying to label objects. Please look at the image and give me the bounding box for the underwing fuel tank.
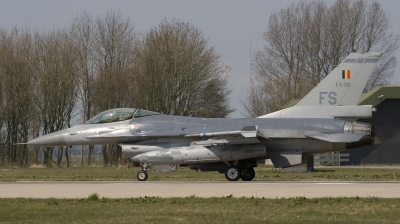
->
[131,144,266,164]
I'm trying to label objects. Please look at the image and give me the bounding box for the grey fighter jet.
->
[24,52,381,181]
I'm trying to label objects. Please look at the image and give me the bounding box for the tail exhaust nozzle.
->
[344,121,375,149]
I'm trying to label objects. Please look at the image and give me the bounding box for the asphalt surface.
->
[1,181,400,198]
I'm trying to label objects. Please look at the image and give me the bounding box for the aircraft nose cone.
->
[26,130,66,147]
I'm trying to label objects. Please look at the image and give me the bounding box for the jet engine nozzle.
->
[344,121,375,149]
[344,121,373,135]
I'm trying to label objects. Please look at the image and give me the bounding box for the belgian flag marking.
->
[342,70,350,79]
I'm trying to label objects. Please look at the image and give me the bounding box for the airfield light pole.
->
[81,146,84,167]
[81,106,85,167]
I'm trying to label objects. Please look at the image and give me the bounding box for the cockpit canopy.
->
[85,108,160,124]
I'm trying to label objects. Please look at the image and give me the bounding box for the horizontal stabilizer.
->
[329,105,374,118]
[269,151,302,168]
[306,133,364,143]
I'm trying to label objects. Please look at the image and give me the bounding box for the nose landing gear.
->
[136,163,148,181]
[137,170,148,181]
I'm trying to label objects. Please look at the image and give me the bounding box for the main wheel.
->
[137,170,148,181]
[241,168,255,181]
[225,166,241,181]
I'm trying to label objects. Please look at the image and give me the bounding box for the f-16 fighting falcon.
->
[24,52,381,181]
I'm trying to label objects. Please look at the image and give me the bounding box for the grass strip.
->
[0,196,399,223]
[1,165,400,181]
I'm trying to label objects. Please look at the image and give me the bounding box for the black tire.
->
[137,170,148,181]
[241,168,255,181]
[225,166,241,181]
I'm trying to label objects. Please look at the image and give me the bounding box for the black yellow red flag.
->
[342,70,350,79]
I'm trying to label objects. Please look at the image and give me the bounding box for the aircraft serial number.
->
[336,82,350,87]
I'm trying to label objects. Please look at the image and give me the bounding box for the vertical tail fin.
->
[296,52,381,106]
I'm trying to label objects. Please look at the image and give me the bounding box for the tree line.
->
[0,11,233,166]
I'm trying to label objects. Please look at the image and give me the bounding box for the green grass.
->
[0,196,399,223]
[1,165,400,181]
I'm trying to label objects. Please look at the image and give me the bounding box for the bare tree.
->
[71,12,96,123]
[71,11,138,166]
[0,27,79,167]
[0,28,6,165]
[242,77,291,118]
[90,11,137,166]
[135,19,233,117]
[244,0,399,117]
[33,29,78,166]
[71,12,96,166]
[91,10,136,111]
[0,28,36,165]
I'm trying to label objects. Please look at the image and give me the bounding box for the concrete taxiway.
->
[1,181,400,198]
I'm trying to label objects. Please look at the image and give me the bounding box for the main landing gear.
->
[225,166,242,181]
[240,168,255,181]
[224,166,256,181]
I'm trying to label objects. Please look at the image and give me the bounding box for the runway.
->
[1,181,400,198]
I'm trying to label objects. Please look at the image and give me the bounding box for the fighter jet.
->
[24,52,381,181]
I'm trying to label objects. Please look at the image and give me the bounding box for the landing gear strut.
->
[225,166,242,181]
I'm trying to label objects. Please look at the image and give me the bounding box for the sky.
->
[1,0,399,118]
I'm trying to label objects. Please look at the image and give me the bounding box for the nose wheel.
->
[137,170,148,181]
